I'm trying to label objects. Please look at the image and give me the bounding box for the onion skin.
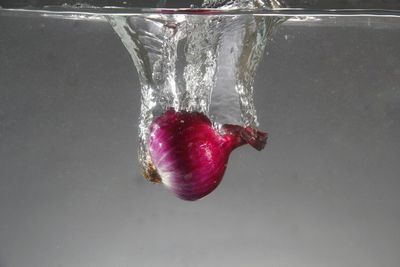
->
[144,108,267,201]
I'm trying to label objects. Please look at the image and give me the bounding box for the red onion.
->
[143,108,267,201]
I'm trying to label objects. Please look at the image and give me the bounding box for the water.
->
[1,2,400,266]
[107,2,285,174]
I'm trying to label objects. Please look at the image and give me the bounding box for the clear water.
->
[2,0,290,171]
[107,11,284,172]
[19,0,394,176]
[1,2,400,267]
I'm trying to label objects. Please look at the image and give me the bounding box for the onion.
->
[143,108,268,201]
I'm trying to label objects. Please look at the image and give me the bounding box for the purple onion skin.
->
[145,108,268,201]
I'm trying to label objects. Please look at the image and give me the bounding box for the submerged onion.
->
[143,108,268,201]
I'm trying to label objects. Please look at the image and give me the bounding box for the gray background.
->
[1,13,400,267]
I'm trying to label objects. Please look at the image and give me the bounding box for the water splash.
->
[107,0,284,172]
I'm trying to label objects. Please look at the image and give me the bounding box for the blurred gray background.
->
[1,9,400,267]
